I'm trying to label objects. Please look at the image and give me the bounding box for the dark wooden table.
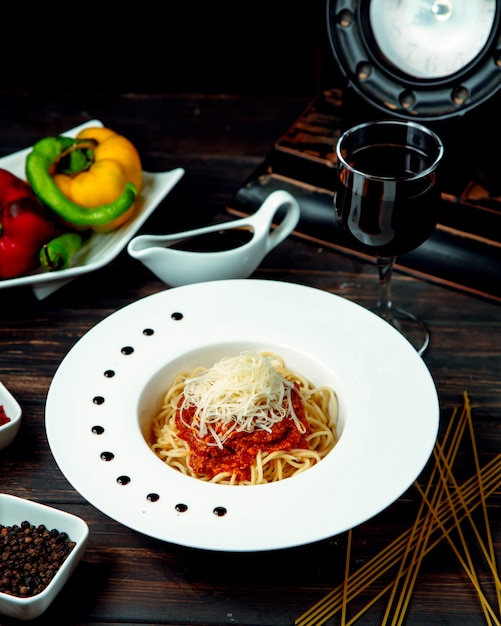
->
[0,92,500,626]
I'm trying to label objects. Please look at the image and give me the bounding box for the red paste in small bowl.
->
[0,405,11,427]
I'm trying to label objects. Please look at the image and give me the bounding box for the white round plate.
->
[45,279,439,552]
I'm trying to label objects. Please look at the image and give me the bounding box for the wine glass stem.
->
[376,256,396,322]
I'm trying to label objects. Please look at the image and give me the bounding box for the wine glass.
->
[334,119,444,355]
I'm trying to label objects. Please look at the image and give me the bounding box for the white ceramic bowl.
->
[0,382,22,450]
[0,494,89,620]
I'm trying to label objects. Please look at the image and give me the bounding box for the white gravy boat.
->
[127,189,300,286]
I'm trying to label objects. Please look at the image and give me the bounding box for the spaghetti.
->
[149,351,338,485]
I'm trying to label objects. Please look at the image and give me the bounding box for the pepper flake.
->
[0,405,10,427]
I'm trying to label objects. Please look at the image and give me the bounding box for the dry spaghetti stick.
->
[386,400,475,626]
[430,435,501,622]
[420,446,496,625]
[296,398,496,626]
[341,529,352,626]
[416,450,501,626]
[382,462,447,625]
[383,400,464,626]
[298,405,468,626]
[385,472,448,626]
[344,584,394,626]
[303,398,464,623]
[435,446,489,614]
[381,475,443,625]
[394,457,501,626]
[380,398,495,626]
[296,459,501,626]
[420,395,501,624]
[464,393,501,615]
[295,454,501,626]
[381,399,469,625]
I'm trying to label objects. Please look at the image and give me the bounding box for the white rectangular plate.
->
[0,120,184,299]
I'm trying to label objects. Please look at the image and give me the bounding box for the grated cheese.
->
[178,352,304,448]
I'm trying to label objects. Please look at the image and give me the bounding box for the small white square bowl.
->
[0,382,22,450]
[0,494,89,620]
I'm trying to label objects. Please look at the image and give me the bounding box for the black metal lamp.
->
[326,0,501,121]
[326,0,501,193]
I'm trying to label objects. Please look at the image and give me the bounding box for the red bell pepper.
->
[0,168,58,279]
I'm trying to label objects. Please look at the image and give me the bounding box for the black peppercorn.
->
[0,522,76,597]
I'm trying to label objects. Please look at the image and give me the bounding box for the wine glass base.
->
[373,307,430,356]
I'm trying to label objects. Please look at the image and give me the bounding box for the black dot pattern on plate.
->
[213,506,227,517]
[86,316,234,522]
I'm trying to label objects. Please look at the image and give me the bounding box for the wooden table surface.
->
[0,92,500,626]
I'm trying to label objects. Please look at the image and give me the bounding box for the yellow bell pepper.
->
[51,127,143,232]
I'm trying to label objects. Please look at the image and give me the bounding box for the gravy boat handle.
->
[127,190,300,257]
[250,190,300,252]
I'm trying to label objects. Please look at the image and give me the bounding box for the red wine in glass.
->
[335,143,441,256]
[335,120,444,355]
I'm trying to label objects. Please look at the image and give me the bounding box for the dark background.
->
[4,0,499,200]
[5,1,342,96]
